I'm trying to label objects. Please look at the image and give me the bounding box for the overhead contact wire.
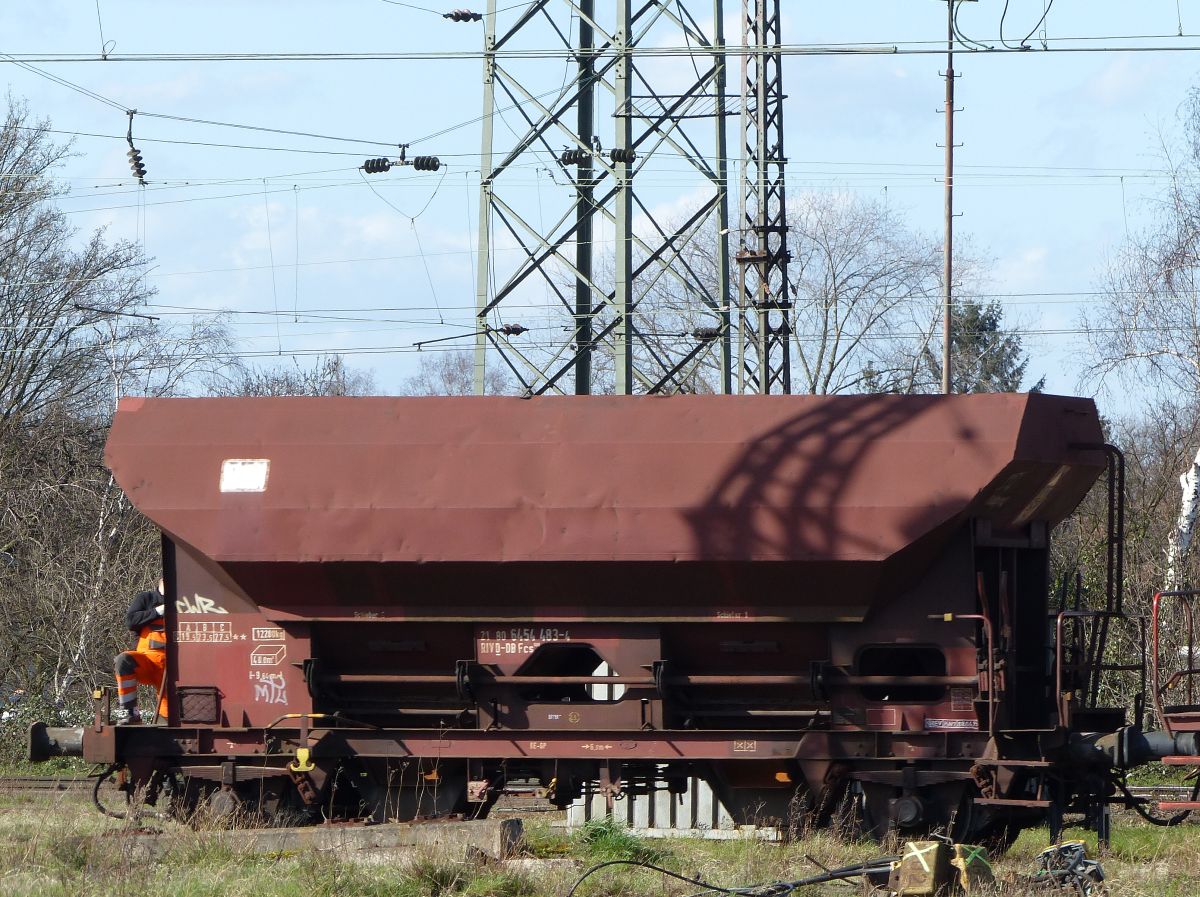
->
[357,168,449,324]
[261,179,283,354]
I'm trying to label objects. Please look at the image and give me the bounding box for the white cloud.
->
[1087,57,1168,108]
[994,245,1049,291]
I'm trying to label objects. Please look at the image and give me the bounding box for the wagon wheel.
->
[946,784,1030,853]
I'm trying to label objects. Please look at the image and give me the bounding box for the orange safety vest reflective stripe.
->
[136,622,167,655]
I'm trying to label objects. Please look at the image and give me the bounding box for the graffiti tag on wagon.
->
[251,671,288,705]
[476,627,572,658]
[176,593,230,615]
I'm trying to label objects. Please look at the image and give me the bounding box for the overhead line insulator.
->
[127,148,147,184]
[363,157,393,174]
[444,9,483,22]
[560,147,635,167]
[366,155,439,173]
[125,110,147,185]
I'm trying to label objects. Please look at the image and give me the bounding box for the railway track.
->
[1124,785,1198,803]
[0,775,1194,800]
[2,775,1196,827]
[0,774,91,793]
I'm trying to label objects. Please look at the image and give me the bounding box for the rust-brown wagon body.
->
[50,392,1164,839]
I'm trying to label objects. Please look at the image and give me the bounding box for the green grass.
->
[1125,761,1193,787]
[572,817,669,864]
[522,819,574,858]
[1004,824,1200,897]
[0,757,92,777]
[4,791,1200,896]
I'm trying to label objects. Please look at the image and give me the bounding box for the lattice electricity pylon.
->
[737,0,791,394]
[473,0,733,395]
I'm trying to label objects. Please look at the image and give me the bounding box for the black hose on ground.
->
[92,764,128,819]
[91,764,171,822]
[1113,774,1199,827]
[563,856,903,897]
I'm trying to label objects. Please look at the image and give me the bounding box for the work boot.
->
[113,706,141,725]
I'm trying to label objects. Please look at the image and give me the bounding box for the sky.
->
[2,1,1198,402]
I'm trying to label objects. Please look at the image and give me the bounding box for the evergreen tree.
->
[864,299,1041,394]
[937,299,1044,394]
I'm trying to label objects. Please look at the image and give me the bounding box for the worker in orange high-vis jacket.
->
[113,578,168,724]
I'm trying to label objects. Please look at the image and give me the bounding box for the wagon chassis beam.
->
[86,725,995,765]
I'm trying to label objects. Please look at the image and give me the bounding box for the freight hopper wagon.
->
[33,394,1183,840]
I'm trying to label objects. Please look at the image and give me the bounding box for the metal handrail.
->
[1054,610,1110,728]
[1151,589,1200,736]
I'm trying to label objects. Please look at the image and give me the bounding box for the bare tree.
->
[1085,235,1200,396]
[0,99,231,720]
[1082,86,1200,588]
[0,100,212,423]
[209,354,376,397]
[1083,86,1200,395]
[580,192,993,396]
[1051,402,1200,711]
[0,410,160,712]
[399,351,515,396]
[1066,85,1200,716]
[786,193,946,394]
